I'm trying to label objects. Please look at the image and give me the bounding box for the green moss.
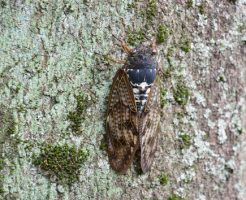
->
[146,0,157,21]
[67,95,87,134]
[237,127,243,135]
[0,109,16,145]
[159,173,169,185]
[168,194,183,200]
[157,25,169,44]
[233,123,243,135]
[173,83,190,106]
[99,139,107,151]
[176,111,185,119]
[127,29,145,46]
[203,132,209,140]
[0,159,4,171]
[63,4,75,15]
[0,1,7,8]
[33,143,88,185]
[224,164,234,175]
[179,134,192,146]
[167,47,174,57]
[186,0,193,8]
[6,121,16,136]
[166,47,175,68]
[180,38,191,53]
[198,4,205,15]
[218,75,226,82]
[160,87,167,108]
[127,2,136,10]
[179,133,192,149]
[238,24,245,33]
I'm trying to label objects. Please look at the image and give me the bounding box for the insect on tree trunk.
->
[0,0,246,200]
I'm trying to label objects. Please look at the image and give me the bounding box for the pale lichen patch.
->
[193,91,206,107]
[217,119,228,144]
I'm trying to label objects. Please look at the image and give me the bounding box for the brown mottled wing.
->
[106,68,138,173]
[140,77,160,173]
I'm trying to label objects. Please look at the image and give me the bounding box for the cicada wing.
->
[106,69,139,173]
[140,77,160,173]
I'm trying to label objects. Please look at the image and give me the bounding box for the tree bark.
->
[0,0,246,199]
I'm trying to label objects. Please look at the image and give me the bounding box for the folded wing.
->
[106,69,139,173]
[140,77,160,173]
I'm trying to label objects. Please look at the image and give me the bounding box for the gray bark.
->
[0,0,246,199]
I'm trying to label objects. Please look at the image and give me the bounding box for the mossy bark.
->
[0,0,246,199]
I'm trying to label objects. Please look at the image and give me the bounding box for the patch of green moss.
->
[218,75,226,82]
[203,132,209,140]
[179,133,192,149]
[127,2,136,10]
[238,24,245,33]
[67,95,87,134]
[157,25,169,44]
[186,0,193,8]
[0,159,4,171]
[146,0,157,21]
[63,4,74,15]
[168,194,184,200]
[180,38,191,53]
[6,121,16,136]
[0,109,16,146]
[0,1,7,8]
[127,28,145,46]
[237,127,243,135]
[159,173,169,185]
[176,111,185,119]
[99,139,107,151]
[166,47,175,68]
[198,4,205,15]
[224,164,234,175]
[160,87,167,108]
[167,47,174,57]
[33,143,88,185]
[173,83,190,106]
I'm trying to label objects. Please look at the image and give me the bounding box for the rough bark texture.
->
[0,0,246,200]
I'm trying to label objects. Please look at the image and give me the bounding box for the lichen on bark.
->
[0,0,246,199]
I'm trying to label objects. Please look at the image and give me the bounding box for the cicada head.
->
[127,45,157,70]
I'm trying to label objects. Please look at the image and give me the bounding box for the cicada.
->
[106,40,160,173]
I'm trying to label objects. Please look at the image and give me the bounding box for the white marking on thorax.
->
[131,82,151,91]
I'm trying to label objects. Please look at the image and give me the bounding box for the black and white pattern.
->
[127,68,156,111]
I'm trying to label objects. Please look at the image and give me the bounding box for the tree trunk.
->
[0,0,246,199]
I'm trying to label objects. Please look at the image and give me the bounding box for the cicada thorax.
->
[125,49,157,112]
